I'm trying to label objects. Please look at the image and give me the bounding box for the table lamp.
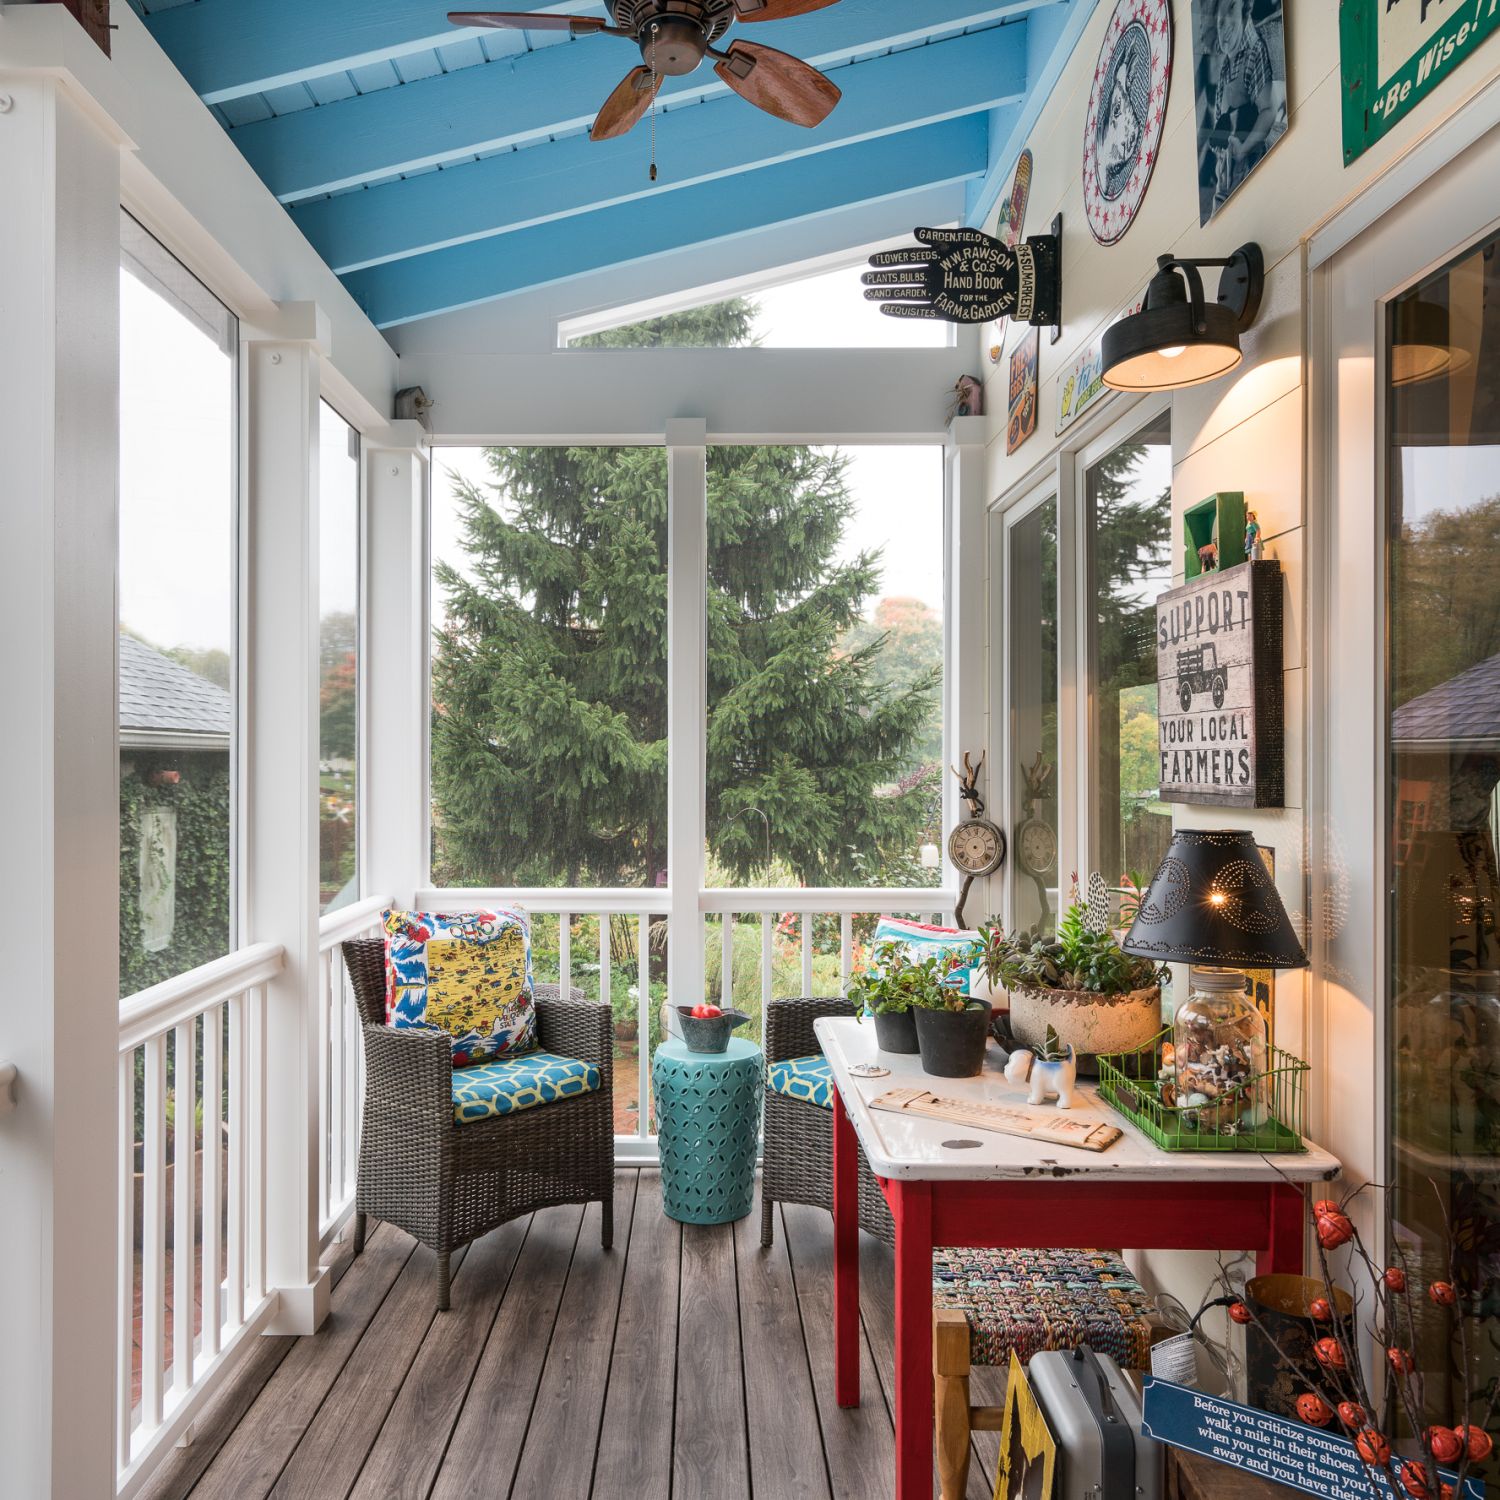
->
[1121,830,1307,1129]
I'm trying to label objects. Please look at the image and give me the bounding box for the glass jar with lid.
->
[1173,968,1267,1134]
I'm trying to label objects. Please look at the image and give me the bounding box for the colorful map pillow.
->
[383,908,536,1066]
[867,916,984,995]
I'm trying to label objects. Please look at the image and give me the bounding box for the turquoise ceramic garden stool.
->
[652,1037,764,1225]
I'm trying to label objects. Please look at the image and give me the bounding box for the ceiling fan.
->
[447,1,844,140]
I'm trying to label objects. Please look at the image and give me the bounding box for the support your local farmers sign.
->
[1341,0,1500,164]
[1155,560,1284,809]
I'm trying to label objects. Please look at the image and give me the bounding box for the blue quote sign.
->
[1141,1379,1484,1500]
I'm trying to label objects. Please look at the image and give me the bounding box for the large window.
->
[318,401,360,913]
[1386,231,1500,1434]
[1086,411,1173,889]
[1007,494,1060,935]
[705,444,944,891]
[118,216,237,997]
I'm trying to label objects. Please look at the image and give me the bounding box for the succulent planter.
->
[1009,984,1162,1074]
[673,1006,751,1055]
[914,1003,991,1078]
[872,1008,920,1054]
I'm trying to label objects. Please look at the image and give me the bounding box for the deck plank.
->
[781,1204,895,1500]
[137,1226,367,1500]
[184,1223,418,1499]
[673,1218,752,1499]
[267,1240,466,1498]
[427,1203,586,1500]
[508,1173,639,1497]
[736,1206,833,1500]
[345,1217,530,1500]
[592,1172,681,1498]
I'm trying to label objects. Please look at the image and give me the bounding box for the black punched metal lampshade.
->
[1120,829,1308,969]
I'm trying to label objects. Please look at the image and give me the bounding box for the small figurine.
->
[1197,541,1219,573]
[1244,509,1262,561]
[1004,1026,1076,1108]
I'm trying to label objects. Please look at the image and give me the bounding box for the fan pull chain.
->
[648,21,659,182]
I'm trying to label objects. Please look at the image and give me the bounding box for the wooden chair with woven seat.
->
[342,937,614,1311]
[932,1246,1157,1500]
[761,996,894,1247]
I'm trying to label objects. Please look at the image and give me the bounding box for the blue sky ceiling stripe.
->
[343,114,987,327]
[218,0,1062,198]
[292,28,1028,274]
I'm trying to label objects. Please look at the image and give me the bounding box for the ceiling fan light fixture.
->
[639,16,709,75]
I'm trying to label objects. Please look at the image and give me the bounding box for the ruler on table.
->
[868,1088,1122,1153]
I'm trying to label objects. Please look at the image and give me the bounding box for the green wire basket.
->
[1097,1027,1308,1153]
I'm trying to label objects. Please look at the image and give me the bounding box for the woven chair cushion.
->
[932,1247,1155,1370]
[767,1056,834,1110]
[384,907,537,1065]
[452,1051,601,1125]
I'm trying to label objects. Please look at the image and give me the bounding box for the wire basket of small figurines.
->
[1097,1028,1308,1153]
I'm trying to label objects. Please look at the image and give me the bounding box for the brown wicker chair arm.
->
[764,996,858,1063]
[360,1023,452,1126]
[532,986,613,1082]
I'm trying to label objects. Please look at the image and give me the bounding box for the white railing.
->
[417,887,955,1150]
[116,942,283,1498]
[316,894,390,1245]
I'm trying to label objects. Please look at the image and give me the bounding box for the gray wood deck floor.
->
[139,1170,1006,1500]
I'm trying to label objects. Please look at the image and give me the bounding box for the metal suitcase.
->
[1028,1346,1162,1500]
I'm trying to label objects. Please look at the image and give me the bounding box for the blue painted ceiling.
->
[129,0,1079,330]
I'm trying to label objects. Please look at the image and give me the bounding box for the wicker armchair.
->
[761,997,894,1247]
[342,938,615,1310]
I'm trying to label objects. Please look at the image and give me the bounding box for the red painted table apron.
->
[816,1018,1339,1500]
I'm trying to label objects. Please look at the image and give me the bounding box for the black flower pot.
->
[872,1008,920,1054]
[914,1004,991,1078]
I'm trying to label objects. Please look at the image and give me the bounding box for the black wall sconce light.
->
[1102,243,1265,392]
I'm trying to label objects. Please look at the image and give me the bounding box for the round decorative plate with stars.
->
[1082,0,1173,247]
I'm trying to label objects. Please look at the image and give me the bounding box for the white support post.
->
[0,70,123,1500]
[665,420,708,1015]
[364,422,430,906]
[242,303,332,1335]
[945,417,989,918]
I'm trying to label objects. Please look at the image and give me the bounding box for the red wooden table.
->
[815,1018,1340,1500]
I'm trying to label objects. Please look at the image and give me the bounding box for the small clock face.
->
[948,819,1007,876]
[1018,818,1058,877]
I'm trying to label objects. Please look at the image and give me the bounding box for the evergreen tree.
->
[431,298,937,888]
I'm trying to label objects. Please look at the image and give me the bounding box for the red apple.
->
[690,1003,723,1019]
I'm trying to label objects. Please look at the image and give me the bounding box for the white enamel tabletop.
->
[814,1017,1340,1185]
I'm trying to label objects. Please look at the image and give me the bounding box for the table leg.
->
[832,1086,860,1408]
[1257,1181,1306,1277]
[891,1178,934,1500]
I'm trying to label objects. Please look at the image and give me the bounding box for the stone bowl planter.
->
[1008,984,1162,1075]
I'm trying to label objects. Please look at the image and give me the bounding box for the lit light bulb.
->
[1158,345,1186,359]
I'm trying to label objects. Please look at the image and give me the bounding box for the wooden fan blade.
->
[731,0,841,20]
[590,66,663,140]
[448,10,610,34]
[712,40,840,128]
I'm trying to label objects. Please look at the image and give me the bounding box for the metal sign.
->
[1341,0,1500,165]
[1155,559,1285,808]
[864,227,1060,326]
[1142,1378,1484,1500]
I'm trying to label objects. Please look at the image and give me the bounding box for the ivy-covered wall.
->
[119,750,232,998]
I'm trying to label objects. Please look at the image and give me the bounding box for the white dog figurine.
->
[1004,1046,1077,1109]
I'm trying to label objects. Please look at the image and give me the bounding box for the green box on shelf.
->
[1097,1027,1307,1153]
[1183,491,1247,580]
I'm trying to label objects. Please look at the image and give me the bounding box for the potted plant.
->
[979,886,1168,1072]
[847,941,925,1054]
[909,961,992,1078]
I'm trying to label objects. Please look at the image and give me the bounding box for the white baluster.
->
[558,912,571,997]
[720,912,733,1010]
[801,913,814,997]
[172,1018,197,1398]
[201,1004,222,1359]
[638,913,651,1139]
[761,913,773,1010]
[226,991,245,1329]
[840,913,854,995]
[328,948,343,1224]
[141,1034,167,1431]
[117,1049,135,1466]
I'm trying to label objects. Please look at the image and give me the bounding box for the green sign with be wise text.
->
[1341,0,1500,164]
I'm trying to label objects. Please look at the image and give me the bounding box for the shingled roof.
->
[1392,651,1500,752]
[119,633,231,749]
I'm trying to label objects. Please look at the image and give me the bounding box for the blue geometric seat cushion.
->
[767,1055,834,1110]
[932,1247,1155,1370]
[451,1051,601,1125]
